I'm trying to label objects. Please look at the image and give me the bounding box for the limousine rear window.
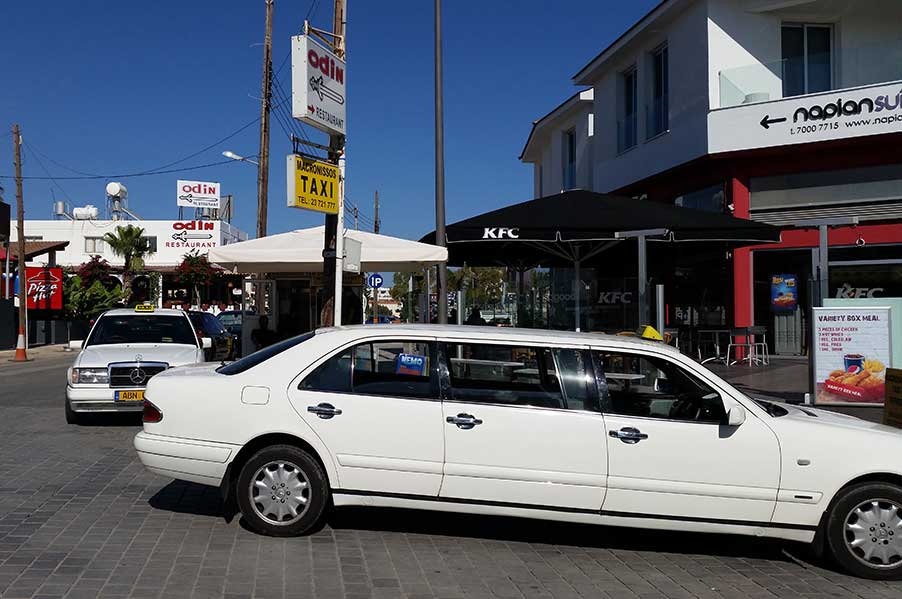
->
[217,332,314,375]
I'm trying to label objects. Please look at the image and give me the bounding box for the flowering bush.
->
[176,250,219,305]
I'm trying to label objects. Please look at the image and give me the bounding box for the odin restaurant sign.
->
[709,80,902,154]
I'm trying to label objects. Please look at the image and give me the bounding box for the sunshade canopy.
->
[209,225,448,273]
[420,190,781,267]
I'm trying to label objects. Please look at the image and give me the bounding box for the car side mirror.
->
[726,405,747,426]
[68,340,83,350]
[202,337,213,349]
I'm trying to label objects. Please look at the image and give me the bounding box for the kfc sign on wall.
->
[25,267,63,311]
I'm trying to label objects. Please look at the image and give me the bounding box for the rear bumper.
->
[66,385,144,412]
[134,431,238,487]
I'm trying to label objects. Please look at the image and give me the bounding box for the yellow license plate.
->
[115,390,145,402]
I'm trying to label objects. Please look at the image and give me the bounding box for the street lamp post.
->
[223,151,260,166]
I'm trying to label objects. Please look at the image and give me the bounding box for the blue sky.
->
[1,0,658,243]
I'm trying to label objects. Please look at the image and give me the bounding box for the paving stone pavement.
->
[2,360,902,598]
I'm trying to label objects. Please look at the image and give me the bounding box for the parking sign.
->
[367,274,383,289]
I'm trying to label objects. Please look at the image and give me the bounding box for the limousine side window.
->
[594,351,725,423]
[300,340,436,399]
[444,343,576,409]
[353,340,435,398]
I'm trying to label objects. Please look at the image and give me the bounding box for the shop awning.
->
[420,190,781,330]
[0,240,70,262]
[208,225,448,273]
[420,190,780,266]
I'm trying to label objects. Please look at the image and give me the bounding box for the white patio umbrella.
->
[208,225,447,273]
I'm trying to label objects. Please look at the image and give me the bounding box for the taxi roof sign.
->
[134,304,156,313]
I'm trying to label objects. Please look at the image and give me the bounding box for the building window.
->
[85,237,105,253]
[562,129,576,190]
[674,184,726,213]
[648,44,669,137]
[619,67,638,152]
[142,236,158,253]
[782,24,832,97]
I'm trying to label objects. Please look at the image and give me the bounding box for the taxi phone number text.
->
[297,197,338,210]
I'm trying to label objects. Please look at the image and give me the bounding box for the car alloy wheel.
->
[844,498,902,569]
[827,482,902,579]
[236,444,328,537]
[249,460,311,526]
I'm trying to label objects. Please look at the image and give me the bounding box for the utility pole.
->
[434,0,448,324]
[12,124,27,361]
[256,0,274,240]
[374,190,380,234]
[321,0,346,327]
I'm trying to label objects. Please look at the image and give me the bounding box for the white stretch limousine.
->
[136,325,902,579]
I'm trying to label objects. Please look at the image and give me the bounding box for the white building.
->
[10,218,247,269]
[520,0,902,353]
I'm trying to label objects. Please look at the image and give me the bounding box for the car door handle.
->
[307,403,342,419]
[609,427,648,444]
[446,413,483,430]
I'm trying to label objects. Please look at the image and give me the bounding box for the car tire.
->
[826,482,902,580]
[236,445,328,537]
[65,398,79,425]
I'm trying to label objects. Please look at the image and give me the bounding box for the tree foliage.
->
[175,250,219,306]
[63,273,124,320]
[103,225,153,300]
[76,255,115,289]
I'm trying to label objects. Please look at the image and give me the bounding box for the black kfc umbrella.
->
[420,190,781,330]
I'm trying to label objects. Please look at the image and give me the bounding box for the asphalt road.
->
[1,353,902,598]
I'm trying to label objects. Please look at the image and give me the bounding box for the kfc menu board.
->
[814,307,892,404]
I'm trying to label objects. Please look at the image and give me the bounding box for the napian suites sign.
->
[291,35,346,136]
[709,80,902,154]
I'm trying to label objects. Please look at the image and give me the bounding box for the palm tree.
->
[103,225,153,300]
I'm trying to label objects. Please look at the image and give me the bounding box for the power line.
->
[0,158,239,181]
[26,115,263,178]
[305,0,321,23]
[22,142,76,204]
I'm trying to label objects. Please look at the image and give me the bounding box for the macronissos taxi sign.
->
[286,155,339,214]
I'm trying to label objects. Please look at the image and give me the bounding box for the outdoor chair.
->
[726,326,769,366]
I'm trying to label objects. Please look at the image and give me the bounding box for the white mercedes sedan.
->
[135,325,902,579]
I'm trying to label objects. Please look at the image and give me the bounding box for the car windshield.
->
[86,315,197,347]
[217,332,314,375]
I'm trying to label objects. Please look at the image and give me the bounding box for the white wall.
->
[709,0,902,108]
[836,0,902,89]
[708,0,782,109]
[10,219,247,268]
[530,103,594,198]
[589,0,709,192]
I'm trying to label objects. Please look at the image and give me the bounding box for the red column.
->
[731,176,753,330]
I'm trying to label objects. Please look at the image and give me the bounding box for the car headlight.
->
[71,368,109,385]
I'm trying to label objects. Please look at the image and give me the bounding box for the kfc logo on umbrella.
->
[25,267,63,310]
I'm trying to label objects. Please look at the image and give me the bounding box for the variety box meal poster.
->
[814,307,893,404]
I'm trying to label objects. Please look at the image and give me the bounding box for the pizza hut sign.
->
[25,267,63,310]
